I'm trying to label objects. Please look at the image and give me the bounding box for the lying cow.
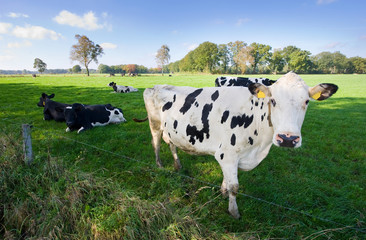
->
[108,82,138,93]
[215,76,276,87]
[134,72,338,219]
[37,93,71,122]
[65,103,126,133]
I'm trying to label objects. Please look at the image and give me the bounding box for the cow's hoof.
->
[229,210,241,219]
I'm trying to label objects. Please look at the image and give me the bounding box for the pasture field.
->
[1,73,365,239]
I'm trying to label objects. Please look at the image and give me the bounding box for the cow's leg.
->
[217,159,240,219]
[151,129,163,168]
[169,142,181,170]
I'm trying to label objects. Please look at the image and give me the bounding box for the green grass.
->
[1,73,366,239]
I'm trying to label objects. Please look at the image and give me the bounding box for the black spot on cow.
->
[221,110,229,124]
[251,99,254,105]
[260,102,264,109]
[248,137,254,145]
[262,79,276,86]
[254,130,258,136]
[173,94,176,102]
[162,102,173,112]
[261,112,267,122]
[231,134,236,146]
[211,90,219,101]
[179,89,203,114]
[186,103,213,145]
[255,101,258,107]
[231,114,254,129]
[173,120,178,129]
[220,153,224,160]
[195,102,199,107]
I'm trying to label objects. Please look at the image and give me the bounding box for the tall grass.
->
[1,73,365,239]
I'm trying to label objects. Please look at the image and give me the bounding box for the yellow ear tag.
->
[312,91,321,100]
[257,90,266,98]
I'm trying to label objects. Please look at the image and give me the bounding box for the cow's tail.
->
[132,117,148,122]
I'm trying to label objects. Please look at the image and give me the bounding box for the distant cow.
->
[108,82,138,93]
[37,93,70,122]
[135,72,338,218]
[32,74,37,78]
[215,76,276,87]
[64,103,126,133]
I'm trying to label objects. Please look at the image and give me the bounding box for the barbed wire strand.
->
[59,134,365,234]
[0,119,364,234]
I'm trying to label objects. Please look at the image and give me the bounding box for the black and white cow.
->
[108,82,138,93]
[64,103,126,133]
[215,76,276,87]
[135,72,338,219]
[37,93,71,122]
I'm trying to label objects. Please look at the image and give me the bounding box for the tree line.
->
[167,41,366,74]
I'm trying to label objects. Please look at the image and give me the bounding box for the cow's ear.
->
[248,83,271,99]
[49,93,55,98]
[105,104,113,110]
[309,83,338,101]
[73,103,84,111]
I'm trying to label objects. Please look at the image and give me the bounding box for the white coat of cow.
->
[137,72,338,218]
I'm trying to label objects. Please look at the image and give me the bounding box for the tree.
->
[269,49,285,74]
[217,44,230,73]
[72,65,81,73]
[33,58,47,73]
[70,34,104,76]
[228,41,247,73]
[155,45,170,74]
[193,41,219,73]
[235,45,254,74]
[349,57,366,73]
[249,42,272,73]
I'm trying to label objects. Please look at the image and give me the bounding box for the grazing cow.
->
[135,72,338,218]
[108,82,138,93]
[32,74,37,78]
[215,76,276,87]
[64,103,126,133]
[37,93,70,122]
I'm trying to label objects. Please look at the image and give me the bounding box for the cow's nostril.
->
[277,134,300,148]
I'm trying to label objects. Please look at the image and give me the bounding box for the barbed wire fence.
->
[1,121,365,235]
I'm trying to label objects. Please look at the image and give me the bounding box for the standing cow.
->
[215,76,276,87]
[134,72,338,218]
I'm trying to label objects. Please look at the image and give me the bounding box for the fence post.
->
[22,124,33,165]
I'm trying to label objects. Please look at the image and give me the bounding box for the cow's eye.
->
[270,99,276,107]
[305,100,310,105]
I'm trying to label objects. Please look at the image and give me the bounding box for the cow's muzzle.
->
[276,134,300,148]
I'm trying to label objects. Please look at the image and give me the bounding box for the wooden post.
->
[22,124,33,165]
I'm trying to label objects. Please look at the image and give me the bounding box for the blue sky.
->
[1,0,365,70]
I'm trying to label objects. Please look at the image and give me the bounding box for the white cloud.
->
[53,10,104,30]
[100,42,117,49]
[12,25,61,40]
[7,40,32,48]
[324,42,341,49]
[187,43,198,51]
[8,12,29,18]
[0,22,13,34]
[317,0,337,5]
[0,55,15,61]
[236,18,250,26]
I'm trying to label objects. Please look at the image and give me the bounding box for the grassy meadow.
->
[0,73,365,239]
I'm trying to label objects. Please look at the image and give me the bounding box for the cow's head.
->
[105,104,127,123]
[64,103,84,130]
[249,72,338,148]
[108,82,115,87]
[37,93,55,107]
